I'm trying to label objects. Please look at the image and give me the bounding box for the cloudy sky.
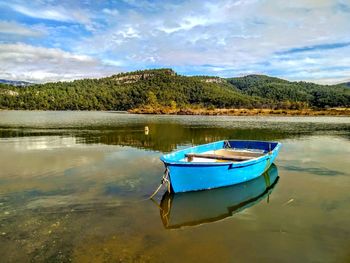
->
[0,0,349,83]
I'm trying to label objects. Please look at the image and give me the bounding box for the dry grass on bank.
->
[129,107,350,116]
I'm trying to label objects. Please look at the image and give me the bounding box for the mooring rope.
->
[263,151,272,173]
[148,167,170,199]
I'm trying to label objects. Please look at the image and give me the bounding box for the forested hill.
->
[227,75,350,108]
[0,68,349,110]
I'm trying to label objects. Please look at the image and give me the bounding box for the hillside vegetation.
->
[227,75,350,109]
[0,69,349,111]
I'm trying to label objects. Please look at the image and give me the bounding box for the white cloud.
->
[102,8,119,16]
[102,59,124,67]
[11,4,73,22]
[0,43,121,82]
[0,21,44,37]
[6,3,94,29]
[159,16,210,33]
[79,0,349,65]
[117,26,140,39]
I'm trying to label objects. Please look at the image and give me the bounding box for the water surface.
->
[0,111,349,262]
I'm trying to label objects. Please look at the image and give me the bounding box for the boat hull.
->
[161,140,281,193]
[160,164,279,229]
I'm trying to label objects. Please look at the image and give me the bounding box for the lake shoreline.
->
[128,107,350,116]
[1,108,350,116]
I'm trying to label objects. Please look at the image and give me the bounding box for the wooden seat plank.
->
[185,153,257,162]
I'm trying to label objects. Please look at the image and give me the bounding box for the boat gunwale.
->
[160,140,281,167]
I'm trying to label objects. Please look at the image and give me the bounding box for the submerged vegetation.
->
[0,68,349,111]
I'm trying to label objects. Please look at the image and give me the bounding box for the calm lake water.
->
[0,111,349,263]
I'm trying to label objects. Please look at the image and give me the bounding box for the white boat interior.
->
[182,149,266,163]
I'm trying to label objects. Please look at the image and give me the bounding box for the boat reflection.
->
[159,164,279,229]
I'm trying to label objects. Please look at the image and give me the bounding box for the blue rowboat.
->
[159,164,279,229]
[160,140,281,193]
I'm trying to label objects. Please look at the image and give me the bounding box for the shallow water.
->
[0,111,349,262]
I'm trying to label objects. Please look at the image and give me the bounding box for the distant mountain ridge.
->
[340,82,350,88]
[226,74,350,108]
[0,68,349,110]
[0,79,33,87]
